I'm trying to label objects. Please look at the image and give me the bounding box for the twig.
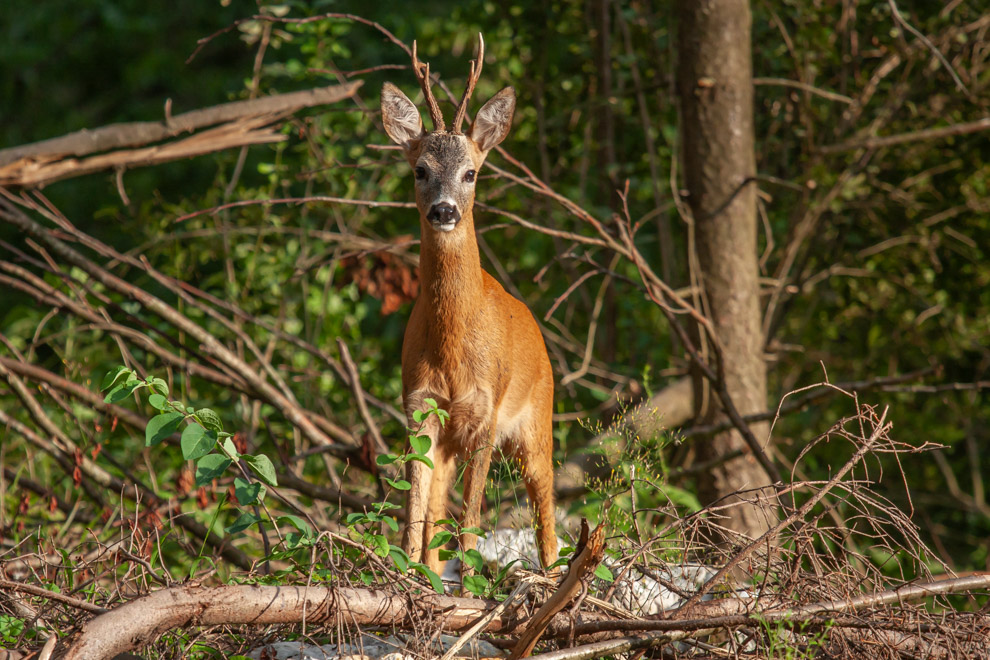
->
[678,405,891,613]
[680,369,934,438]
[0,199,338,453]
[820,117,990,154]
[753,77,853,104]
[336,338,388,456]
[0,579,108,615]
[438,577,535,660]
[886,0,969,97]
[174,195,415,224]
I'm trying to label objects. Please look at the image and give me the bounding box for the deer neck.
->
[418,212,484,359]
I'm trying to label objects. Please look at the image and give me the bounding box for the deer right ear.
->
[382,83,425,150]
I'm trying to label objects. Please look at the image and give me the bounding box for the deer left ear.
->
[469,86,515,153]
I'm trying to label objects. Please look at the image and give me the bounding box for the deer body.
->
[381,38,558,577]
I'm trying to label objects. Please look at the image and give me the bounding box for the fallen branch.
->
[58,582,609,660]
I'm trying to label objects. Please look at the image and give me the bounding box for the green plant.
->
[101,366,315,570]
[102,368,461,593]
[0,614,26,645]
[754,613,833,659]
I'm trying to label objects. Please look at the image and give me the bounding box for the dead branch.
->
[0,82,361,171]
[0,199,339,452]
[0,116,286,187]
[57,582,609,660]
[0,579,107,615]
[509,520,606,659]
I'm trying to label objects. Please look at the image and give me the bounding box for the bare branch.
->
[0,83,358,166]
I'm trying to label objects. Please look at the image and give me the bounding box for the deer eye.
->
[464,170,476,183]
[414,166,427,181]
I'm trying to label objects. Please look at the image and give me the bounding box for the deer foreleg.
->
[459,424,496,583]
[422,447,456,574]
[402,414,440,564]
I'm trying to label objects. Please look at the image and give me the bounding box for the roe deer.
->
[380,35,557,579]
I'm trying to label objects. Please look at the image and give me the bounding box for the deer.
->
[379,35,558,580]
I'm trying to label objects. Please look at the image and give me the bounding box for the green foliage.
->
[97,365,458,592]
[0,614,27,645]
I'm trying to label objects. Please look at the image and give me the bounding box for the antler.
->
[411,40,446,132]
[452,33,485,134]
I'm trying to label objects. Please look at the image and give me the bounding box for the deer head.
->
[381,35,515,234]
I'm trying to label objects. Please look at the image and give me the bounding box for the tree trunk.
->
[676,0,772,537]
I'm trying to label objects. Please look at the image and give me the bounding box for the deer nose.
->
[427,202,460,226]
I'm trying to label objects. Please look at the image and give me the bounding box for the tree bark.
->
[676,0,772,536]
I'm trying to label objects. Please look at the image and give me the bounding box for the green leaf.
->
[385,477,411,491]
[196,408,223,432]
[234,477,264,505]
[410,434,431,456]
[148,377,169,397]
[181,424,214,460]
[424,397,438,409]
[245,454,277,486]
[346,512,369,526]
[100,366,131,391]
[462,574,489,597]
[411,563,444,593]
[278,514,312,535]
[427,530,454,550]
[104,380,140,404]
[195,454,231,486]
[460,527,487,538]
[594,565,614,582]
[462,549,484,573]
[226,512,263,534]
[368,533,390,557]
[381,515,399,533]
[408,454,434,469]
[376,453,399,466]
[146,412,184,447]
[222,437,240,461]
[412,409,424,423]
[286,532,316,549]
[389,546,409,573]
[147,393,169,411]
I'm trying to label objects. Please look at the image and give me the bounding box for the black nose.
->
[427,202,460,225]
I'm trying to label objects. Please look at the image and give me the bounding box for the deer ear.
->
[382,82,424,150]
[469,86,515,152]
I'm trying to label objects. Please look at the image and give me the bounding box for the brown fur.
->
[381,76,557,579]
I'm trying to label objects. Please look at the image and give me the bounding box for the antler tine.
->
[411,40,446,132]
[452,33,485,134]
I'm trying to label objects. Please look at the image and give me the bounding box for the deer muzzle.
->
[427,202,461,232]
